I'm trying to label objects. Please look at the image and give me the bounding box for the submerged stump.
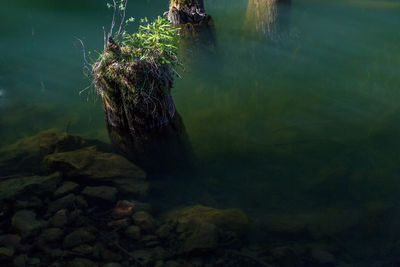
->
[165,0,218,67]
[93,37,190,171]
[166,0,210,26]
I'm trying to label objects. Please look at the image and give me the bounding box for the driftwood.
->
[93,38,191,172]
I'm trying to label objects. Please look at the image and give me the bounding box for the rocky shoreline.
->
[0,130,257,266]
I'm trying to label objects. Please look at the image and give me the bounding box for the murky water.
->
[1,0,400,265]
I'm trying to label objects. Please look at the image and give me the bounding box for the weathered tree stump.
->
[93,38,191,172]
[165,0,218,69]
[165,0,209,26]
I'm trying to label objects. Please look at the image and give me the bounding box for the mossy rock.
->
[42,146,148,196]
[0,130,87,175]
[42,146,146,180]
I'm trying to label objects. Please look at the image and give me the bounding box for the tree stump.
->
[165,0,209,25]
[93,38,191,172]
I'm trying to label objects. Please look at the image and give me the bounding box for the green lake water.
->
[1,0,400,265]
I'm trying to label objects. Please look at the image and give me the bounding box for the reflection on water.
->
[245,0,278,35]
[243,0,291,39]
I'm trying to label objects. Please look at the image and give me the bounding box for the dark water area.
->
[1,0,400,266]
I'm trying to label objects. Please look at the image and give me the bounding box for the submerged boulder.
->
[164,205,249,253]
[0,172,61,201]
[11,210,46,238]
[0,130,87,175]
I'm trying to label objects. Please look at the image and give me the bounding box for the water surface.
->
[1,0,400,265]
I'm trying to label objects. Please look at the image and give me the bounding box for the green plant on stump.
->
[93,11,180,130]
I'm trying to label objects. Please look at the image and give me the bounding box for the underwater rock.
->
[112,200,151,219]
[54,181,79,198]
[63,228,96,248]
[14,197,43,210]
[111,178,149,197]
[42,146,147,180]
[48,194,79,214]
[82,186,118,202]
[100,247,122,262]
[162,205,249,254]
[68,257,96,267]
[107,219,130,230]
[132,211,156,232]
[13,254,28,267]
[0,130,87,175]
[270,246,299,266]
[104,263,122,267]
[51,209,68,227]
[167,205,249,236]
[182,221,218,253]
[140,235,160,247]
[37,228,64,245]
[71,244,94,255]
[11,210,46,238]
[0,172,61,201]
[311,247,336,265]
[125,225,141,240]
[0,234,21,249]
[0,247,14,261]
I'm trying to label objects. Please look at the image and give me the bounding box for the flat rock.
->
[42,146,146,180]
[82,186,118,202]
[11,210,46,238]
[0,130,87,175]
[0,172,61,201]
